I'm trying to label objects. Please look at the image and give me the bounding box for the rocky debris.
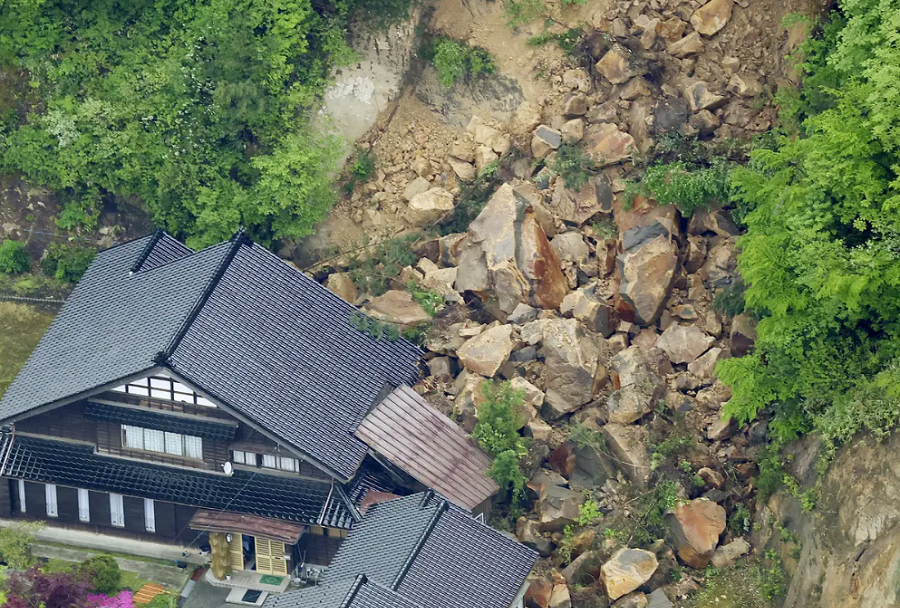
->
[601,548,659,601]
[540,319,602,418]
[607,346,664,424]
[549,443,576,478]
[666,499,727,568]
[690,0,734,36]
[325,272,357,303]
[538,484,584,531]
[730,313,757,357]
[667,32,704,58]
[549,581,572,608]
[402,176,431,201]
[683,81,726,112]
[706,414,738,440]
[586,123,635,166]
[511,101,544,137]
[687,347,726,380]
[563,68,592,93]
[533,125,563,159]
[551,232,590,264]
[561,118,585,143]
[364,290,430,326]
[617,223,678,326]
[603,423,652,485]
[596,44,642,84]
[509,302,539,324]
[457,323,515,377]
[614,593,648,608]
[697,467,725,490]
[511,376,546,409]
[408,188,455,223]
[550,177,607,225]
[711,537,750,568]
[727,73,764,98]
[448,157,476,181]
[426,356,453,379]
[456,184,568,313]
[518,519,554,556]
[560,285,616,337]
[647,589,673,608]
[656,324,714,364]
[526,576,553,608]
[688,207,740,237]
[563,93,589,117]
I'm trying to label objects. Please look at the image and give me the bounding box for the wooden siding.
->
[124,495,145,534]
[0,479,12,518]
[57,486,79,521]
[95,418,229,472]
[24,481,45,518]
[92,391,235,422]
[231,422,331,481]
[16,402,97,443]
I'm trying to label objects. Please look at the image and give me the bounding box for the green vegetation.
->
[0,522,43,570]
[729,504,752,535]
[422,38,495,88]
[558,497,601,564]
[0,302,55,399]
[407,281,445,316]
[342,150,378,194]
[712,279,747,318]
[526,27,585,55]
[0,240,29,274]
[147,593,179,608]
[716,0,900,458]
[0,0,415,247]
[627,159,732,217]
[551,143,594,191]
[633,479,682,546]
[589,216,619,241]
[42,243,96,283]
[346,234,419,295]
[473,381,528,507]
[758,550,787,600]
[568,421,606,452]
[80,555,121,594]
[348,311,402,341]
[679,559,774,608]
[649,435,692,471]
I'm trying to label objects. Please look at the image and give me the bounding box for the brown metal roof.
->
[189,509,307,544]
[355,386,498,510]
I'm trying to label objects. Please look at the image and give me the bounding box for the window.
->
[17,479,25,513]
[78,489,90,522]
[45,484,58,517]
[261,454,299,472]
[144,499,156,533]
[121,425,202,459]
[111,375,215,406]
[110,493,125,527]
[232,450,257,466]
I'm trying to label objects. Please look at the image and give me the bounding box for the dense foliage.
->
[3,566,94,608]
[0,239,29,274]
[473,381,528,503]
[42,243,97,283]
[422,38,495,88]
[718,0,900,448]
[0,523,42,570]
[79,555,121,595]
[0,0,409,247]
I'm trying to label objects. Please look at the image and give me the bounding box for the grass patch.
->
[0,301,55,399]
[677,559,775,608]
[41,557,155,595]
[421,37,495,87]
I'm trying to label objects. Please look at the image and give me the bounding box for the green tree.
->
[473,381,528,503]
[79,554,120,595]
[0,240,30,274]
[718,0,900,444]
[0,522,43,570]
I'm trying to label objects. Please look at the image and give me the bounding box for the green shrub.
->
[42,243,96,283]
[0,522,43,570]
[346,234,419,295]
[627,159,731,216]
[425,38,495,87]
[147,594,178,608]
[711,279,747,318]
[474,381,528,503]
[80,554,121,594]
[551,143,594,191]
[343,150,378,194]
[526,27,584,55]
[348,311,401,341]
[0,239,30,274]
[407,282,445,316]
[589,216,619,241]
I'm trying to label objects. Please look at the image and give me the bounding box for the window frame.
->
[77,489,90,523]
[110,493,125,528]
[144,498,156,533]
[121,425,203,460]
[45,484,58,518]
[17,479,25,513]
[111,375,216,407]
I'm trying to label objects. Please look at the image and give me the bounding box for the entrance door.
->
[255,537,288,575]
[228,533,244,571]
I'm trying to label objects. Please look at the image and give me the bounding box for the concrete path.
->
[0,519,207,564]
[31,542,191,592]
[182,575,231,608]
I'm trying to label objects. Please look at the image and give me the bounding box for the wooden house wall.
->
[16,402,97,443]
[0,479,11,518]
[95,418,229,472]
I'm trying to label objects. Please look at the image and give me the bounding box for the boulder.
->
[526,576,554,608]
[561,118,585,143]
[549,442,577,478]
[540,319,602,418]
[549,583,572,608]
[570,441,616,489]
[532,125,563,159]
[511,376,546,408]
[617,226,678,326]
[706,415,738,441]
[730,313,757,357]
[727,73,764,98]
[687,207,740,237]
[325,272,357,303]
[450,139,476,162]
[596,44,641,84]
[600,548,659,600]
[550,176,607,225]
[457,324,515,377]
[560,286,616,337]
[667,32,704,58]
[687,347,726,380]
[511,101,544,136]
[365,290,431,326]
[614,593,648,608]
[647,589,674,608]
[551,232,590,264]
[538,484,584,531]
[657,17,687,43]
[711,537,750,568]
[448,157,476,181]
[509,302,539,324]
[408,188,455,223]
[563,93,589,117]
[586,123,635,166]
[653,97,689,136]
[475,146,500,173]
[683,81,726,113]
[606,346,663,424]
[690,0,733,36]
[403,176,431,201]
[603,423,651,485]
[518,519,554,556]
[456,184,568,313]
[666,499,727,568]
[563,68,592,92]
[426,356,453,378]
[656,324,714,364]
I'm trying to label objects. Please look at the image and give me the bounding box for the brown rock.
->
[518,519,554,557]
[325,272,358,303]
[586,123,635,166]
[563,68,592,92]
[448,157,476,181]
[603,422,652,485]
[601,548,659,600]
[657,17,687,43]
[606,346,663,424]
[614,593,648,608]
[560,286,616,337]
[563,93,590,117]
[450,139,476,162]
[561,118,585,143]
[365,290,431,326]
[687,207,740,237]
[711,538,750,568]
[667,32,704,58]
[687,347,726,380]
[538,484,584,531]
[656,324,714,364]
[408,188,455,222]
[550,175,607,225]
[697,467,725,490]
[727,73,764,98]
[617,231,678,326]
[549,583,572,608]
[532,125,563,159]
[457,324,515,377]
[690,0,734,36]
[689,109,720,136]
[596,44,641,84]
[683,81,726,112]
[526,576,554,608]
[540,319,602,418]
[730,313,757,357]
[550,442,577,478]
[706,414,738,440]
[666,499,727,568]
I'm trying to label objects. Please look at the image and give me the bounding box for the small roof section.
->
[265,493,537,608]
[0,231,422,480]
[355,386,498,510]
[189,509,307,544]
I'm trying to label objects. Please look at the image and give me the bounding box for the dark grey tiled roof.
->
[0,433,353,527]
[0,236,231,421]
[0,232,422,480]
[265,493,537,608]
[268,576,423,608]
